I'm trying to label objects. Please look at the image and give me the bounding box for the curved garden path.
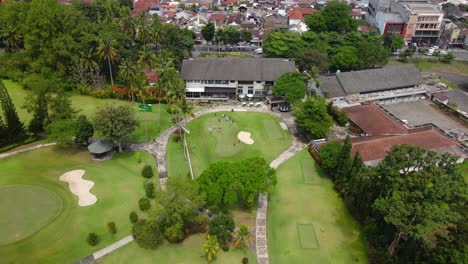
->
[131,103,306,264]
[0,142,56,159]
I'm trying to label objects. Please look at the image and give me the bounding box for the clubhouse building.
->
[180,58,296,100]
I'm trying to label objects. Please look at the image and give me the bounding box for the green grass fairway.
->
[0,147,157,264]
[96,209,258,264]
[0,185,63,246]
[167,112,292,178]
[297,224,319,249]
[268,150,368,264]
[95,233,257,264]
[3,80,173,142]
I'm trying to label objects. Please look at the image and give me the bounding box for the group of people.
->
[207,113,235,137]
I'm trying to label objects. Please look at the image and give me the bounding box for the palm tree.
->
[118,59,138,100]
[138,45,157,70]
[96,37,119,87]
[233,224,252,249]
[202,235,219,263]
[0,26,22,52]
[155,52,176,131]
[150,14,163,50]
[80,48,99,72]
[118,7,137,46]
[303,66,320,97]
[136,13,151,44]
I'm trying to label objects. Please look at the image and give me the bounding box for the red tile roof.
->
[210,13,225,21]
[351,128,457,161]
[145,69,159,83]
[289,10,303,20]
[343,104,408,135]
[164,11,176,18]
[133,0,159,14]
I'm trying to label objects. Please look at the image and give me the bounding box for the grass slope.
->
[167,112,292,178]
[96,209,257,264]
[3,80,173,142]
[0,147,157,264]
[268,149,368,264]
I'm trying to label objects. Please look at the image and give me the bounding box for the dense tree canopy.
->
[305,2,358,33]
[272,72,306,104]
[197,158,276,209]
[293,97,333,138]
[93,104,138,151]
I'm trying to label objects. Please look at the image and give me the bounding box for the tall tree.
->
[93,104,138,151]
[0,116,8,147]
[74,115,94,144]
[305,2,357,33]
[137,44,157,70]
[334,136,353,190]
[293,97,333,138]
[272,72,306,104]
[329,46,358,72]
[0,25,23,52]
[97,37,120,87]
[372,145,465,256]
[0,80,26,142]
[201,22,215,44]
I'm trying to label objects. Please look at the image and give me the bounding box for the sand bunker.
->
[59,170,97,207]
[238,131,254,144]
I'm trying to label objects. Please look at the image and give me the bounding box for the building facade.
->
[367,0,443,44]
[181,58,296,100]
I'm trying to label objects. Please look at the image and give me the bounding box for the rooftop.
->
[343,104,408,135]
[181,58,296,81]
[351,127,458,162]
[88,140,114,154]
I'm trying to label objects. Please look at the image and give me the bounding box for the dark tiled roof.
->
[181,58,296,81]
[319,76,345,97]
[88,140,114,154]
[336,65,424,94]
[441,90,468,113]
[343,104,408,135]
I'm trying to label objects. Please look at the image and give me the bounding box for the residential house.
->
[180,58,296,99]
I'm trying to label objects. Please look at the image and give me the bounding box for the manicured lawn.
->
[267,149,368,264]
[96,209,258,264]
[3,79,173,142]
[167,112,292,178]
[0,146,157,264]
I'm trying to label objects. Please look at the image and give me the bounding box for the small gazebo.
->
[88,140,115,160]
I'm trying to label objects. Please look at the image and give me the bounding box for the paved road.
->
[427,72,468,92]
[413,48,468,61]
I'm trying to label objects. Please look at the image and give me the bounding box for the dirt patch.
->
[59,170,97,207]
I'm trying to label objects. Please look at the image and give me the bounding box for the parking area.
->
[382,100,468,135]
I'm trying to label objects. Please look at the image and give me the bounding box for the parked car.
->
[255,48,263,54]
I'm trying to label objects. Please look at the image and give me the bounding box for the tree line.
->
[0,0,194,96]
[319,139,467,263]
[262,2,405,73]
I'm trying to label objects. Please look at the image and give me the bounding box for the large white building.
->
[180,58,296,100]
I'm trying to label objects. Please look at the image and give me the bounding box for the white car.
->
[255,48,263,54]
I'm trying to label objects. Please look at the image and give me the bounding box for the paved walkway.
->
[0,142,56,159]
[256,114,306,264]
[97,103,305,263]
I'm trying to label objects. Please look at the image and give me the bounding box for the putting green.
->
[0,185,63,245]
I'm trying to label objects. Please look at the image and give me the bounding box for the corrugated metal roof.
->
[180,58,296,81]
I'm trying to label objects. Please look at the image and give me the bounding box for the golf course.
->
[267,149,368,263]
[4,80,174,143]
[166,111,292,178]
[0,147,156,263]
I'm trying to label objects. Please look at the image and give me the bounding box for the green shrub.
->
[142,165,153,178]
[139,198,151,211]
[242,257,249,264]
[107,222,117,235]
[145,182,155,199]
[87,232,100,246]
[132,219,164,249]
[129,211,139,223]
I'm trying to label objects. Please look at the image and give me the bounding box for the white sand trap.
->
[59,170,97,207]
[238,131,254,144]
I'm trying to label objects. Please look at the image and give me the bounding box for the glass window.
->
[248,87,254,94]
